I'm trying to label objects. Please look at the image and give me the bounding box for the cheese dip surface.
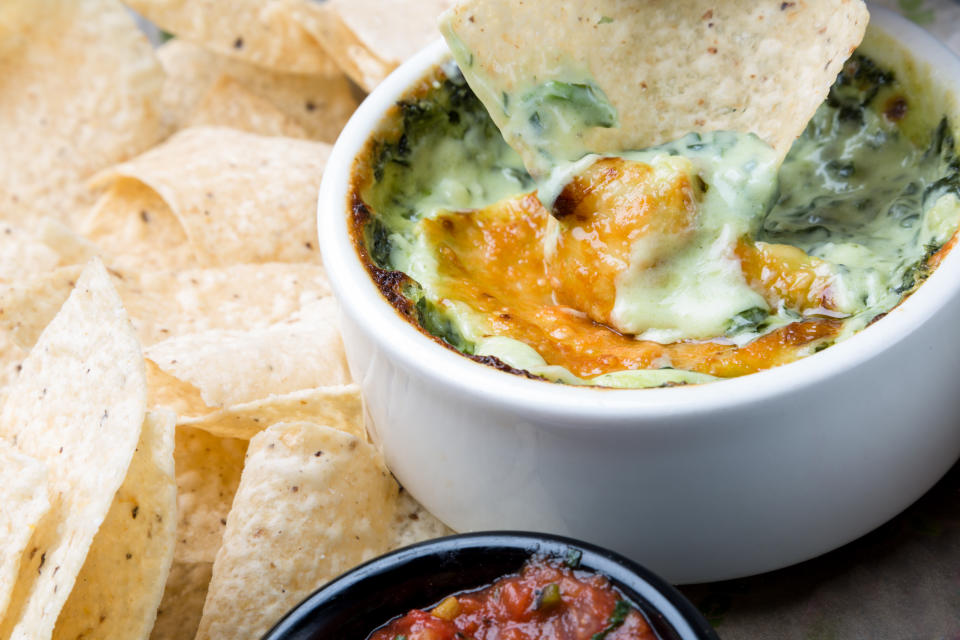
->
[349,52,960,388]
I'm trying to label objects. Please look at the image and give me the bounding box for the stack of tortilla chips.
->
[0,0,873,638]
[0,1,453,639]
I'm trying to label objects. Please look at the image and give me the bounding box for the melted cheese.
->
[418,165,842,381]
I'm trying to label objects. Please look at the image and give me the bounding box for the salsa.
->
[367,556,657,640]
[350,43,960,388]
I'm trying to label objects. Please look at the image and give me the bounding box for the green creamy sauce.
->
[544,133,781,344]
[361,56,960,388]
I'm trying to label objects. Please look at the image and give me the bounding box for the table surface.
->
[680,460,960,639]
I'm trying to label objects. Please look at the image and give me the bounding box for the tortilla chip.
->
[173,426,248,564]
[0,441,49,622]
[391,488,455,549]
[295,0,454,91]
[177,385,364,441]
[441,0,869,175]
[91,127,332,266]
[126,0,333,74]
[0,259,146,640]
[149,561,213,640]
[0,330,27,390]
[123,263,331,345]
[0,219,92,287]
[195,422,400,640]
[81,178,202,274]
[146,359,211,420]
[188,75,310,139]
[0,266,83,351]
[0,263,332,354]
[0,224,59,283]
[53,410,177,640]
[0,0,166,227]
[32,219,99,266]
[158,40,359,142]
[145,298,349,408]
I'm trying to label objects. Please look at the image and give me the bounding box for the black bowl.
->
[261,531,719,640]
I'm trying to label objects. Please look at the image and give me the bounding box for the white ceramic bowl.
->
[319,7,960,584]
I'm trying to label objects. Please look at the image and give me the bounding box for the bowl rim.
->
[261,531,720,640]
[318,5,960,424]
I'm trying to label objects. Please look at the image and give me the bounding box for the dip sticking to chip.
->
[349,16,960,388]
[440,0,869,177]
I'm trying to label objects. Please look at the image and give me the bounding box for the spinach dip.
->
[349,48,960,389]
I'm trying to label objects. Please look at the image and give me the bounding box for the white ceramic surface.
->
[319,7,960,584]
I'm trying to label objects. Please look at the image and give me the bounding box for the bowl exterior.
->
[341,295,960,583]
[321,7,960,583]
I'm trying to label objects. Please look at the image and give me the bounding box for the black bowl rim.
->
[262,530,719,640]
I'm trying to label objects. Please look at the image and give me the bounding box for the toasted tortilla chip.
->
[91,127,331,266]
[149,561,213,640]
[126,0,332,74]
[189,75,310,138]
[0,441,49,622]
[0,259,146,640]
[441,0,869,175]
[81,178,202,274]
[0,0,166,227]
[195,422,400,640]
[146,299,349,408]
[177,385,364,441]
[158,40,358,142]
[295,0,454,91]
[173,427,248,564]
[53,410,176,640]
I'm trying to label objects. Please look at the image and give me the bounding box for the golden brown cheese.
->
[420,157,842,380]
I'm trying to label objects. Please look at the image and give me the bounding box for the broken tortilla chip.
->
[0,0,167,227]
[441,0,869,175]
[188,75,310,139]
[0,441,50,622]
[194,422,400,640]
[91,127,332,266]
[158,40,358,142]
[53,410,176,640]
[0,259,146,640]
[295,0,454,91]
[145,298,349,408]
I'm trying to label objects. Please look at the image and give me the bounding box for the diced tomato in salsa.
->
[368,556,657,640]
